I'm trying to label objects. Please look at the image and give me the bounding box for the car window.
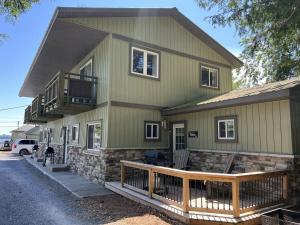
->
[18,140,36,145]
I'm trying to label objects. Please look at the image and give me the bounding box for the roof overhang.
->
[19,13,108,97]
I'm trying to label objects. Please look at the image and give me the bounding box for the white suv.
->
[11,139,38,156]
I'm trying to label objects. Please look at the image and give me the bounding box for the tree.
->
[0,0,39,42]
[195,0,300,85]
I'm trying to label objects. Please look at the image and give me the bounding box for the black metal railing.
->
[124,166,149,193]
[44,72,97,113]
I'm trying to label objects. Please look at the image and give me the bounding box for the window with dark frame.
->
[87,122,102,150]
[201,65,218,88]
[131,46,159,78]
[215,116,237,142]
[144,122,160,141]
[71,124,79,143]
[79,58,93,77]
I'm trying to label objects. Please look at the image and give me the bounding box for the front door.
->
[172,123,186,152]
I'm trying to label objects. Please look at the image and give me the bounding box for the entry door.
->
[173,123,186,152]
[62,126,68,164]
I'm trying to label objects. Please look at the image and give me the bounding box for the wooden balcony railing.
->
[44,72,97,114]
[120,160,288,218]
[24,105,33,124]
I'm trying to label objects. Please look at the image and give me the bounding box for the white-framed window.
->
[79,58,93,77]
[217,119,236,140]
[86,121,102,150]
[71,124,79,143]
[144,121,160,141]
[201,65,219,88]
[131,46,159,78]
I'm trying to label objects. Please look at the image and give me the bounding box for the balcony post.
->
[121,162,125,187]
[58,72,65,106]
[283,174,288,200]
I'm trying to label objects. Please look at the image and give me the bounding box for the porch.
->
[106,160,289,224]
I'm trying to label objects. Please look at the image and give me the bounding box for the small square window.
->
[131,46,159,79]
[87,121,102,150]
[201,66,219,88]
[144,121,160,141]
[215,116,238,142]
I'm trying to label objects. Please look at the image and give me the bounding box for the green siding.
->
[64,16,231,66]
[70,35,110,104]
[108,106,168,148]
[110,38,232,107]
[41,106,108,148]
[166,100,293,154]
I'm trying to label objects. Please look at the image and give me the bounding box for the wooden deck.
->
[108,160,290,224]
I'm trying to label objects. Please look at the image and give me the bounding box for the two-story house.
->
[20,7,300,200]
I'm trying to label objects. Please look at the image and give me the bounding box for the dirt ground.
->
[75,194,185,225]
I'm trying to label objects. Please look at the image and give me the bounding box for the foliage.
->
[0,0,39,42]
[195,0,300,85]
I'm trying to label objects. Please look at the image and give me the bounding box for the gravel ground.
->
[0,152,184,225]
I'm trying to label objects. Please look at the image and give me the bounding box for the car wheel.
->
[19,149,28,156]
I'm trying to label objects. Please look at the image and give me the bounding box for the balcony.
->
[44,72,97,115]
[31,94,61,122]
[24,106,33,124]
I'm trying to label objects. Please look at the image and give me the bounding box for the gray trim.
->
[214,115,238,143]
[162,89,291,116]
[111,101,164,110]
[96,101,108,108]
[144,121,161,142]
[199,63,220,90]
[112,33,232,69]
[128,43,161,81]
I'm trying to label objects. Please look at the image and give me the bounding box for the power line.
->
[0,105,29,112]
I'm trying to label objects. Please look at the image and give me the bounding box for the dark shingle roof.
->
[162,77,300,116]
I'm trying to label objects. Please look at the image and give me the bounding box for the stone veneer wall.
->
[189,150,300,204]
[67,146,169,184]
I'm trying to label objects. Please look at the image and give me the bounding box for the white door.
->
[173,123,186,152]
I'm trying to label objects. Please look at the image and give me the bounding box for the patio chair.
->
[206,154,236,197]
[172,149,191,170]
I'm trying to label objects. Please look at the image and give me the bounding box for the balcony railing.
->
[120,160,288,218]
[31,94,61,122]
[44,72,97,114]
[24,106,33,124]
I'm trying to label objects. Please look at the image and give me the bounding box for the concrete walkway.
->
[24,156,113,198]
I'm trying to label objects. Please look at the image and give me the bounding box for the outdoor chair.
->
[171,149,191,170]
[206,154,236,197]
[42,147,55,167]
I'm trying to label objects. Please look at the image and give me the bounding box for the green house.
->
[20,7,300,223]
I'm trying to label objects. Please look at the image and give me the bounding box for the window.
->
[71,124,79,143]
[144,121,160,141]
[201,65,218,88]
[87,122,102,150]
[215,116,238,142]
[79,58,93,77]
[131,46,159,78]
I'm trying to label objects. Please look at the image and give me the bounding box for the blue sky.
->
[0,0,242,134]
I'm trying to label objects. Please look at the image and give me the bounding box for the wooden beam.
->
[121,162,125,187]
[182,175,189,213]
[148,169,154,198]
[232,178,240,218]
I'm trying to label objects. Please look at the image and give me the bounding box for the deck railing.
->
[31,94,45,120]
[121,160,288,217]
[44,72,97,113]
[24,105,32,124]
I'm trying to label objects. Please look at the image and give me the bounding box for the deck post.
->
[283,174,288,200]
[121,162,125,187]
[182,175,189,213]
[148,169,154,198]
[232,177,240,218]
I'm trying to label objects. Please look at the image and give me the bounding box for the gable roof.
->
[19,7,242,98]
[25,126,40,135]
[10,125,35,133]
[162,77,300,116]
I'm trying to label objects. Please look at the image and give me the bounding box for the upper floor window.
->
[80,58,93,77]
[201,65,219,88]
[131,46,159,79]
[215,116,238,142]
